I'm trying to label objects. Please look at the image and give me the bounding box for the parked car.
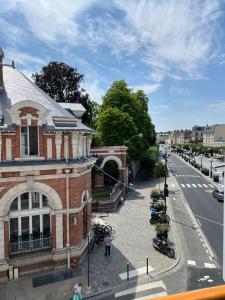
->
[212,186,224,202]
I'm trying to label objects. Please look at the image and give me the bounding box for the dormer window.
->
[21,125,39,156]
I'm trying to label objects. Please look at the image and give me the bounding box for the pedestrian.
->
[77,283,82,300]
[72,285,80,300]
[104,232,112,256]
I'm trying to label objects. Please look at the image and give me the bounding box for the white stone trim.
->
[0,168,92,183]
[55,213,63,249]
[7,100,50,126]
[81,189,90,203]
[78,134,83,158]
[0,182,62,217]
[47,138,52,159]
[72,133,79,159]
[0,219,4,259]
[6,138,12,161]
[100,155,123,169]
[55,133,62,160]
[64,135,68,160]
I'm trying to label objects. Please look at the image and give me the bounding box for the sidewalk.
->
[0,174,179,300]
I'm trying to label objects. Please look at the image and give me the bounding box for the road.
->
[168,153,223,265]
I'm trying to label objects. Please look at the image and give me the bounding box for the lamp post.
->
[163,149,168,213]
[200,154,203,171]
[209,157,213,178]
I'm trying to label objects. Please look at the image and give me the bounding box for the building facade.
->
[0,49,95,281]
[191,125,204,143]
[203,124,225,147]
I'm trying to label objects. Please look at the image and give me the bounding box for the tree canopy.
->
[32,61,92,125]
[96,80,156,160]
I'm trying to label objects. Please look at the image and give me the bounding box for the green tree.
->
[97,107,138,146]
[32,62,92,125]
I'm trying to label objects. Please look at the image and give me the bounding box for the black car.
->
[212,188,224,202]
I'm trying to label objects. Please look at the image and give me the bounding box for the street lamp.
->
[124,133,143,145]
[209,157,213,178]
[200,154,203,170]
[163,149,168,213]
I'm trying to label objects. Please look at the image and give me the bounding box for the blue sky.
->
[1,0,225,132]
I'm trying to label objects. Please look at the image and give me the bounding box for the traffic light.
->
[164,183,169,197]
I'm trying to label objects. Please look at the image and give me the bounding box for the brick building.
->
[0,49,96,281]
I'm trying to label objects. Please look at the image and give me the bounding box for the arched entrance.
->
[103,160,119,187]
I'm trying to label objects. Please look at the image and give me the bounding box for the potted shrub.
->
[150,189,161,199]
[155,223,170,240]
[154,202,165,212]
[202,168,209,176]
[213,174,219,182]
[195,163,200,169]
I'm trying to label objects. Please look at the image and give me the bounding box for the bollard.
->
[127,262,129,280]
[147,257,149,275]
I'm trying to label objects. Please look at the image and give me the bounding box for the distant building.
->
[0,48,96,281]
[191,125,204,143]
[156,132,170,144]
[203,124,225,147]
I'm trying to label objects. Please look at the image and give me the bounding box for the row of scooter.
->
[150,195,175,258]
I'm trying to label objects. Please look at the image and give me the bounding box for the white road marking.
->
[204,263,216,268]
[115,281,166,297]
[208,184,214,188]
[203,184,208,188]
[197,184,203,187]
[181,184,185,188]
[187,260,196,265]
[132,292,168,300]
[119,266,154,280]
[192,184,197,187]
[186,184,191,188]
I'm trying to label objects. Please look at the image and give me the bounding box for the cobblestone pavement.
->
[0,175,178,300]
[81,176,178,295]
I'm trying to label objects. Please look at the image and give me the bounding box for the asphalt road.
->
[168,153,223,266]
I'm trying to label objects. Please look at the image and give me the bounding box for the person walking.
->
[104,232,112,256]
[77,283,82,300]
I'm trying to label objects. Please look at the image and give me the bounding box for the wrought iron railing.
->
[9,235,51,255]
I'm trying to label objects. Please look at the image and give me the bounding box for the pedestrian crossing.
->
[187,260,216,268]
[180,183,213,189]
[175,174,200,177]
[114,280,167,299]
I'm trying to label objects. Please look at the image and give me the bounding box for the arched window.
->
[9,192,51,256]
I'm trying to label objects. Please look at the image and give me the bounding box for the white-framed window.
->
[20,126,39,156]
[9,192,51,255]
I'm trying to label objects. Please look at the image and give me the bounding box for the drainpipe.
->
[65,168,70,269]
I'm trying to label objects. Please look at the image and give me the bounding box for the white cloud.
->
[208,101,225,112]
[1,0,98,46]
[82,14,138,58]
[170,86,187,96]
[5,48,47,66]
[113,0,222,81]
[132,83,161,94]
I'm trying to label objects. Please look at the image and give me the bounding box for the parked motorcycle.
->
[152,237,175,258]
[149,212,170,224]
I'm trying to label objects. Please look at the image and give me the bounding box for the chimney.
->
[0,48,4,91]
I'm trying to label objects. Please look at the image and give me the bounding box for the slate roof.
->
[0,65,93,132]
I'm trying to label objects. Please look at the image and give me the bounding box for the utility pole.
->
[164,149,168,212]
